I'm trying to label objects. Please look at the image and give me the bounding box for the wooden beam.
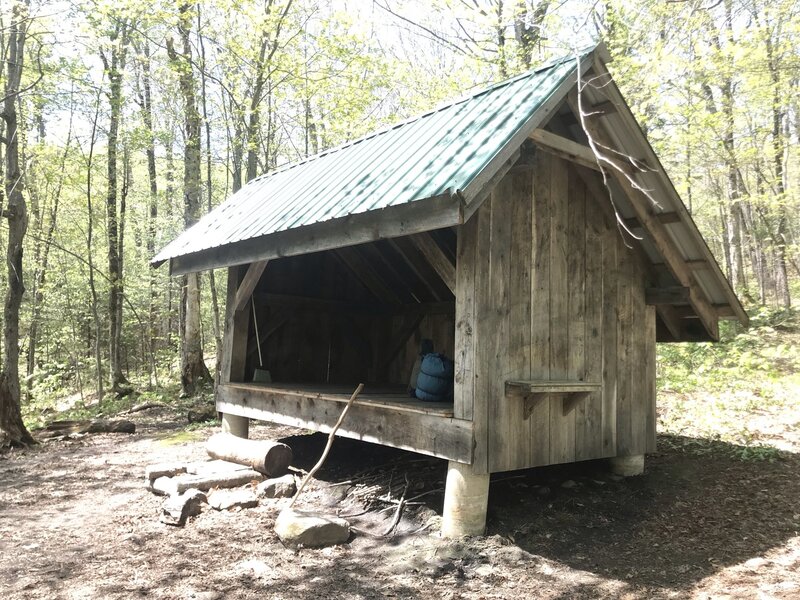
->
[653,258,709,271]
[566,93,720,341]
[529,129,608,174]
[233,260,268,313]
[645,286,691,305]
[623,212,682,229]
[217,384,474,464]
[656,304,683,341]
[458,50,595,210]
[410,232,456,294]
[166,192,464,275]
[219,266,250,386]
[387,237,447,301]
[334,246,402,306]
[587,100,618,116]
[674,304,736,319]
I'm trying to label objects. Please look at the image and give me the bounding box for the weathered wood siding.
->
[455,151,657,473]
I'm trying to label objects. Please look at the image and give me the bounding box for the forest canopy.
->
[1,0,798,445]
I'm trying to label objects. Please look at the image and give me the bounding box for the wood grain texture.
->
[579,177,606,459]
[548,155,574,465]
[645,305,658,453]
[616,239,634,457]
[568,174,587,460]
[219,266,249,385]
[471,193,493,474]
[411,232,456,294]
[529,151,552,467]
[234,260,269,313]
[454,217,478,422]
[217,384,473,463]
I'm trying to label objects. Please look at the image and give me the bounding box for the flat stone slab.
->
[149,469,265,496]
[274,509,350,548]
[145,463,187,483]
[256,474,296,499]
[160,489,207,526]
[185,460,253,476]
[208,489,259,511]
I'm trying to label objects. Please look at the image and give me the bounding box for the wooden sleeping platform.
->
[217,381,471,463]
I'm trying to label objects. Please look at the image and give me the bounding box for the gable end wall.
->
[454,151,657,474]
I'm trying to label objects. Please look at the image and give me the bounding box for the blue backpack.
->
[415,353,454,403]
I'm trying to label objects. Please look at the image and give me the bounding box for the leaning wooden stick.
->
[289,383,364,508]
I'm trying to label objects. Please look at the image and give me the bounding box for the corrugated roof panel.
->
[153,54,580,265]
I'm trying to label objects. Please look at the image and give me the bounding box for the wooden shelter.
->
[154,45,747,536]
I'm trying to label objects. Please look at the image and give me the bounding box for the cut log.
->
[35,419,135,439]
[206,432,292,476]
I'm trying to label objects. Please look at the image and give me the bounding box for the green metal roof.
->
[154,49,593,269]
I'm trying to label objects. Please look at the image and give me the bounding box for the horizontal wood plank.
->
[217,384,473,463]
[168,193,464,275]
[505,380,601,395]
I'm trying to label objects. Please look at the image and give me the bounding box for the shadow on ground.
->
[281,431,800,592]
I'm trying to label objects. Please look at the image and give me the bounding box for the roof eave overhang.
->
[165,192,464,276]
[580,55,749,336]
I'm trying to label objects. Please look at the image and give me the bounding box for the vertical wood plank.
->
[487,177,513,472]
[507,164,533,469]
[645,305,658,453]
[549,155,574,464]
[579,173,606,459]
[629,270,647,455]
[471,199,493,474]
[529,151,551,466]
[616,239,634,456]
[601,223,618,455]
[454,218,478,422]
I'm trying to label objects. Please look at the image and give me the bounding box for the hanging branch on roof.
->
[571,49,650,244]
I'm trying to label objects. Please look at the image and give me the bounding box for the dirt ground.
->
[1,404,798,600]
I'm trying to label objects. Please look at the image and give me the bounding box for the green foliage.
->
[658,307,800,459]
[658,307,800,395]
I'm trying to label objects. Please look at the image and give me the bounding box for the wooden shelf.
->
[505,380,601,419]
[505,380,601,395]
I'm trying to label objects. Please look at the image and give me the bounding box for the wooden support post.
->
[221,413,249,439]
[441,461,490,537]
[218,266,252,438]
[608,454,644,476]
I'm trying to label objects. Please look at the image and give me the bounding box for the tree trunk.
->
[0,0,35,446]
[197,10,223,384]
[168,2,211,396]
[86,92,105,400]
[138,41,160,388]
[102,21,130,392]
[765,30,790,308]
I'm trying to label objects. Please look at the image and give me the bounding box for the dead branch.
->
[289,383,364,508]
